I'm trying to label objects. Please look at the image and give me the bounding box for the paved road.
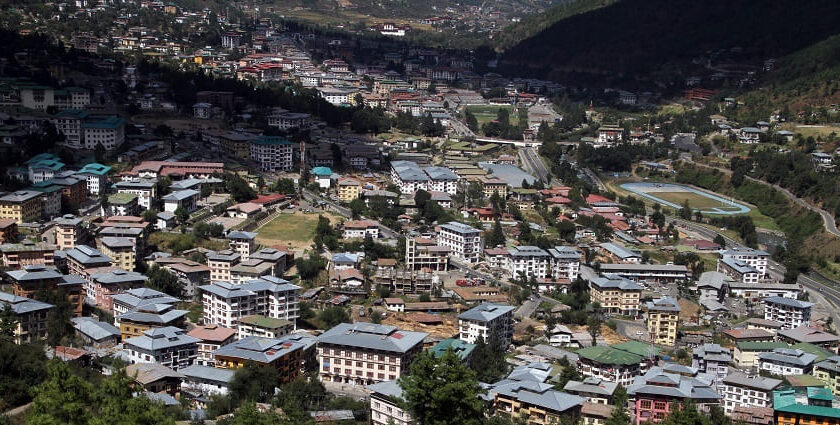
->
[582,168,607,192]
[519,147,551,183]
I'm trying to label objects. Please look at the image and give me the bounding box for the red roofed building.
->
[540,187,572,197]
[682,239,721,251]
[127,161,224,179]
[585,194,612,204]
[188,324,237,366]
[252,193,286,207]
[545,196,572,205]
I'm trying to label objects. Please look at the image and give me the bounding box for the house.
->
[180,364,236,397]
[187,324,237,367]
[112,287,180,320]
[588,274,643,317]
[106,192,140,216]
[161,189,199,214]
[645,297,681,347]
[71,316,120,347]
[430,338,476,364]
[316,323,427,386]
[599,242,641,263]
[226,202,262,219]
[733,341,789,370]
[717,257,761,284]
[626,366,721,425]
[75,162,111,195]
[758,348,817,375]
[153,257,210,297]
[563,377,618,405]
[458,303,515,347]
[126,363,184,396]
[89,269,148,312]
[692,344,731,389]
[115,178,157,210]
[777,326,840,352]
[116,301,188,339]
[597,125,623,145]
[720,371,781,414]
[436,221,483,263]
[696,271,730,302]
[341,220,380,239]
[156,211,176,230]
[207,249,241,282]
[739,127,762,144]
[215,334,313,384]
[368,380,412,425]
[123,326,200,370]
[237,315,294,339]
[548,246,581,281]
[764,297,813,330]
[0,291,53,344]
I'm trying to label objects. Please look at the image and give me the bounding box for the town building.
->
[237,315,294,339]
[0,291,53,344]
[7,265,84,317]
[337,178,361,202]
[436,221,483,263]
[316,323,427,386]
[161,189,199,214]
[187,324,237,367]
[598,264,689,283]
[0,241,56,269]
[180,364,236,397]
[458,303,515,347]
[563,377,619,405]
[626,366,721,425]
[758,348,817,375]
[89,269,148,312]
[250,136,295,172]
[588,274,643,317]
[506,246,551,280]
[112,287,180,320]
[54,214,83,250]
[115,178,157,210]
[764,297,813,330]
[342,220,380,239]
[548,246,581,281]
[490,380,586,425]
[813,356,840,396]
[720,247,769,275]
[207,249,241,282]
[720,371,781,414]
[99,237,135,271]
[75,162,111,195]
[368,380,412,425]
[0,190,43,223]
[692,344,732,390]
[71,316,121,347]
[773,388,840,425]
[200,277,300,329]
[227,231,257,261]
[405,237,450,271]
[645,297,681,347]
[123,326,199,370]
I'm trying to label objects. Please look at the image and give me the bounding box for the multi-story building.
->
[0,291,53,344]
[115,178,157,210]
[227,231,257,261]
[598,264,690,283]
[436,221,482,263]
[229,259,275,284]
[458,303,515,347]
[123,326,199,370]
[161,189,199,213]
[692,344,732,390]
[627,366,721,425]
[81,116,125,150]
[764,296,813,330]
[237,315,294,339]
[0,240,56,269]
[187,324,237,366]
[337,178,361,202]
[773,388,840,425]
[75,162,111,195]
[200,277,300,329]
[645,297,681,347]
[491,380,587,425]
[718,257,761,284]
[99,237,135,271]
[207,250,241,282]
[90,269,148,312]
[214,334,314,384]
[153,257,211,298]
[720,247,769,276]
[54,214,83,250]
[250,136,294,172]
[0,219,18,244]
[720,372,781,414]
[598,242,642,263]
[29,184,60,219]
[112,287,181,319]
[758,348,817,375]
[342,220,380,239]
[106,192,139,216]
[548,246,581,280]
[423,166,459,194]
[267,111,311,130]
[588,274,643,316]
[576,345,646,387]
[0,190,43,223]
[814,356,840,396]
[316,323,427,386]
[373,268,436,295]
[117,301,189,339]
[368,380,412,425]
[66,245,113,295]
[405,237,449,271]
[478,176,508,199]
[7,265,84,317]
[563,377,618,405]
[506,246,551,280]
[180,365,236,397]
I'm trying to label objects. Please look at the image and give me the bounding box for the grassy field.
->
[255,212,341,249]
[780,123,840,139]
[654,191,732,210]
[465,105,523,127]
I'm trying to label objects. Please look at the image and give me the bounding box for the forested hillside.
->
[492,0,616,51]
[497,0,840,88]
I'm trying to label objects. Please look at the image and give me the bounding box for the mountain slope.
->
[492,0,617,52]
[498,0,840,88]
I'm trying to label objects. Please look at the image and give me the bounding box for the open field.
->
[255,212,341,249]
[780,123,840,139]
[465,105,523,127]
[620,182,750,215]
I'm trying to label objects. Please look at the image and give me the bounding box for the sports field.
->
[255,212,340,249]
[620,182,750,215]
[465,105,523,127]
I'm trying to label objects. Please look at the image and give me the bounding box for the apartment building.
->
[337,178,361,202]
[599,242,642,264]
[758,348,817,375]
[405,237,449,271]
[250,136,294,172]
[267,111,311,130]
[187,324,236,367]
[506,246,551,280]
[207,250,241,282]
[0,291,53,344]
[368,380,412,425]
[764,296,813,330]
[0,190,43,223]
[0,219,18,244]
[162,189,199,214]
[200,277,300,329]
[112,287,181,320]
[117,301,188,339]
[721,247,769,276]
[75,162,111,195]
[115,178,157,210]
[81,116,125,150]
[692,344,732,390]
[214,334,315,384]
[227,231,257,261]
[773,388,840,425]
[814,356,840,396]
[317,323,427,386]
[563,377,619,405]
[66,245,113,296]
[479,176,508,199]
[7,265,84,317]
[0,241,56,269]
[588,274,643,317]
[718,257,761,284]
[627,366,721,425]
[123,326,199,370]
[342,220,380,239]
[458,303,515,347]
[373,268,436,295]
[153,257,210,298]
[720,372,781,414]
[576,345,644,387]
[237,315,294,339]
[645,297,681,347]
[90,269,148,312]
[598,264,689,284]
[548,246,581,281]
[436,221,482,263]
[99,237,136,271]
[54,214,83,250]
[423,166,459,194]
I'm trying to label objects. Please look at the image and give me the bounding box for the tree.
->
[679,199,692,220]
[399,350,484,425]
[552,357,582,390]
[146,265,183,297]
[216,403,290,425]
[469,334,508,383]
[225,173,257,202]
[319,306,350,328]
[713,234,726,248]
[487,219,506,248]
[0,339,48,410]
[229,362,279,405]
[465,110,479,132]
[142,209,158,223]
[174,206,189,224]
[604,386,630,425]
[0,305,16,342]
[27,361,95,425]
[295,251,326,281]
[414,189,431,210]
[93,142,106,162]
[274,178,296,194]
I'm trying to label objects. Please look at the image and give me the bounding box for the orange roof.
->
[253,193,285,205]
[187,324,236,342]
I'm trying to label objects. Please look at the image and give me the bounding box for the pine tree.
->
[399,350,484,425]
[487,219,506,247]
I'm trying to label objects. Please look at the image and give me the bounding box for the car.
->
[636,331,645,336]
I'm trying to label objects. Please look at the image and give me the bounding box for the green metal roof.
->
[82,116,124,129]
[238,315,292,329]
[792,343,835,362]
[577,346,643,366]
[77,163,111,176]
[252,136,292,146]
[774,389,840,418]
[431,338,476,361]
[736,341,789,351]
[108,192,138,204]
[613,341,659,358]
[785,374,826,388]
